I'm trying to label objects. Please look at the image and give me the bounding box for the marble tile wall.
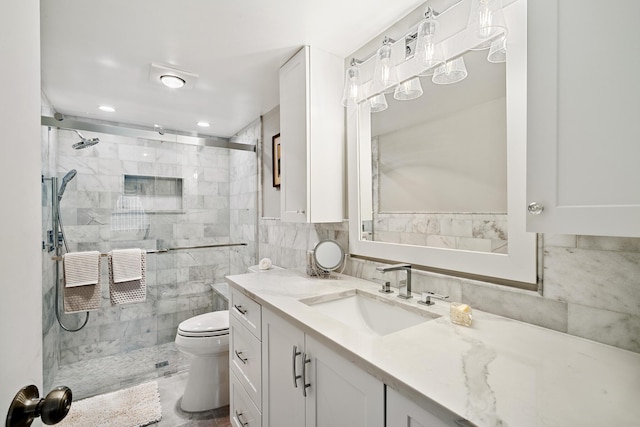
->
[258,226,639,352]
[258,219,350,272]
[229,118,260,274]
[50,129,234,366]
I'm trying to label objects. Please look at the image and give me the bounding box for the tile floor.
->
[156,371,230,427]
[54,342,231,426]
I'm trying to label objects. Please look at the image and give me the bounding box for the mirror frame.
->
[347,0,536,284]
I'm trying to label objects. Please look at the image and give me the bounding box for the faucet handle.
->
[370,278,393,294]
[418,291,450,306]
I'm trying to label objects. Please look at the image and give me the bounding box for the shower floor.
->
[53,342,192,400]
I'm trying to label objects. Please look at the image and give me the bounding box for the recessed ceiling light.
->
[98,105,115,112]
[160,74,186,89]
[197,121,210,128]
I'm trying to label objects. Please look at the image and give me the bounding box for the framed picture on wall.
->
[272,133,281,188]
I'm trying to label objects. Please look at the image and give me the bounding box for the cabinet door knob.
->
[527,202,544,215]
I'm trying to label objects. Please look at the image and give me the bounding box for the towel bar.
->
[51,242,247,261]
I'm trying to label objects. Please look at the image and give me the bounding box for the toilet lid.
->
[178,310,229,337]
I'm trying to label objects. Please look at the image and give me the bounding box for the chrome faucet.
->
[376,263,412,299]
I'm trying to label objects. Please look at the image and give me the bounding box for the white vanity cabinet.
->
[230,287,263,427]
[278,45,345,223]
[262,307,384,427]
[526,0,640,237]
[386,387,471,427]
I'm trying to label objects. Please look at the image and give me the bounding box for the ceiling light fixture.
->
[149,63,198,90]
[160,74,186,89]
[98,105,115,112]
[197,122,210,128]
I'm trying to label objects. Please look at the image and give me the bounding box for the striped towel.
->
[63,251,100,287]
[63,253,102,313]
[110,248,142,283]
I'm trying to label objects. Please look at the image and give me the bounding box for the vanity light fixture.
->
[467,0,508,50]
[432,57,468,85]
[416,7,445,77]
[370,37,399,95]
[341,59,362,108]
[98,105,115,112]
[487,36,507,63]
[394,77,423,101]
[160,74,186,89]
[369,93,388,113]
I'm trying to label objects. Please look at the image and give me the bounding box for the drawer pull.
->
[234,304,247,315]
[301,352,311,397]
[235,410,249,426]
[235,350,248,365]
[292,345,302,387]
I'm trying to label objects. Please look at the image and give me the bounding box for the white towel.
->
[63,251,100,287]
[110,248,143,283]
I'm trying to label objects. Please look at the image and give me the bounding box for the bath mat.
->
[58,381,162,427]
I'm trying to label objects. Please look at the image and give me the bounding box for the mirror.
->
[347,0,536,284]
[313,240,345,272]
[365,49,507,254]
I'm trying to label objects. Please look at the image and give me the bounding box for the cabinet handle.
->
[235,410,249,426]
[301,352,311,397]
[285,209,306,215]
[234,304,247,315]
[292,345,302,387]
[235,350,248,365]
[527,202,544,215]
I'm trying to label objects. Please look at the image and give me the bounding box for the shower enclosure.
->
[41,119,259,399]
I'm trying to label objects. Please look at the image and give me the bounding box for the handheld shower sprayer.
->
[58,169,77,201]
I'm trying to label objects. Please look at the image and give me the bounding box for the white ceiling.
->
[40,0,425,137]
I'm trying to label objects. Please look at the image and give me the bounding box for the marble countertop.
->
[226,269,640,427]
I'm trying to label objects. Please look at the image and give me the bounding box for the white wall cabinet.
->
[261,307,384,427]
[527,0,640,237]
[279,45,345,223]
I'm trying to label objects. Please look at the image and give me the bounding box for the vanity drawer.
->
[230,314,262,409]
[231,369,262,427]
[230,287,262,339]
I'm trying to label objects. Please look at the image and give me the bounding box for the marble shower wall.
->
[229,119,259,274]
[53,129,233,366]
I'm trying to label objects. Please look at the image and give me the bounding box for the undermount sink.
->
[301,290,439,337]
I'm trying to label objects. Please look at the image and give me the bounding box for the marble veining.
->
[226,269,640,427]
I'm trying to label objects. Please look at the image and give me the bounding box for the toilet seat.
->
[178,310,229,338]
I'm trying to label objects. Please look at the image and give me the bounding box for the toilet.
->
[175,310,229,412]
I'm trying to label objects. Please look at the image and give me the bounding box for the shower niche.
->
[123,175,184,212]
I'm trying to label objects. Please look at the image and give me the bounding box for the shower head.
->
[72,130,100,150]
[58,169,77,200]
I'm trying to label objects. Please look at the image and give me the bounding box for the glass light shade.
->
[432,57,468,85]
[416,18,445,77]
[341,66,361,107]
[487,36,507,63]
[467,0,508,51]
[394,77,423,101]
[370,44,399,94]
[369,93,388,113]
